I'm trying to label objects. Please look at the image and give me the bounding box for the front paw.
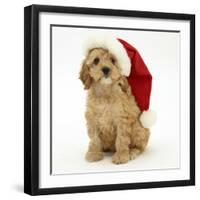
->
[112,152,129,164]
[85,151,104,162]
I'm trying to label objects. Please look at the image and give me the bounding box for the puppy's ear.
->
[118,76,131,95]
[79,60,93,89]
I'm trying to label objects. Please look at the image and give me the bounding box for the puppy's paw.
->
[112,152,129,164]
[129,148,141,160]
[85,151,104,162]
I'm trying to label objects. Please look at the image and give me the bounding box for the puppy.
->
[79,48,150,164]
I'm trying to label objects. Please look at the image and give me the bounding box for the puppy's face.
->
[80,48,122,89]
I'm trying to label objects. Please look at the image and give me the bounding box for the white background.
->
[39,15,190,188]
[0,0,199,199]
[52,26,180,174]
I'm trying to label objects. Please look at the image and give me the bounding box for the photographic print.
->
[24,5,195,195]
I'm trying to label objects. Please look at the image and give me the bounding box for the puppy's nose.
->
[102,67,110,75]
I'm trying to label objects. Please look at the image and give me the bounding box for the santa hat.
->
[83,36,156,128]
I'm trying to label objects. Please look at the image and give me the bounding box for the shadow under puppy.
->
[79,37,156,164]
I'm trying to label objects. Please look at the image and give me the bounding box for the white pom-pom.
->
[140,110,157,128]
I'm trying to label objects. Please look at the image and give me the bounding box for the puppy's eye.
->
[111,57,116,64]
[93,57,100,65]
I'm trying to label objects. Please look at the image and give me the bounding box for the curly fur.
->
[79,48,150,164]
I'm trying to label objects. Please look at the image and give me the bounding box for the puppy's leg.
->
[130,122,150,160]
[86,127,104,162]
[112,123,131,164]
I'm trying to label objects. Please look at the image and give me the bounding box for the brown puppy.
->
[79,48,150,164]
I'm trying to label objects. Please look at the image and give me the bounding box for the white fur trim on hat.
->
[140,110,157,128]
[82,35,131,76]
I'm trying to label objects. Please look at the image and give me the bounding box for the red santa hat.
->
[83,36,156,128]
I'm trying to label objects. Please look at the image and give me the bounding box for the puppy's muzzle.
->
[102,66,110,76]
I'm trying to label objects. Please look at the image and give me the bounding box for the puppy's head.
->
[79,48,122,89]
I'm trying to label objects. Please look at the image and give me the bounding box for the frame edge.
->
[24,5,33,195]
[189,14,195,186]
[24,5,40,196]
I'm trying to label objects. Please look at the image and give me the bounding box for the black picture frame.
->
[24,4,195,196]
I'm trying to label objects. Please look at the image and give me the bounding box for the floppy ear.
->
[118,76,131,95]
[79,60,93,89]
